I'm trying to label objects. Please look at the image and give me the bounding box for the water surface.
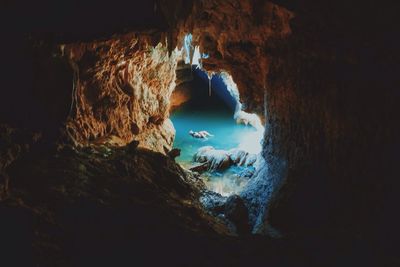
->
[171,96,260,196]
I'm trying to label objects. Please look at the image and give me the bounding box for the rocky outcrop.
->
[1,143,231,265]
[64,34,180,152]
[193,146,231,171]
[193,146,257,172]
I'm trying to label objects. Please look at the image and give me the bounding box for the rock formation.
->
[0,0,398,265]
[194,146,231,171]
[64,34,179,152]
[193,146,258,173]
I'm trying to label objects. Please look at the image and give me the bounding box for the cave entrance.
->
[170,66,264,196]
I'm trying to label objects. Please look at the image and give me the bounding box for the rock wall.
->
[1,0,397,245]
[264,1,399,243]
[160,0,294,230]
[159,0,399,240]
[165,0,294,118]
[64,33,179,152]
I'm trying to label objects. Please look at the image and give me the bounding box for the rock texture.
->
[159,0,399,244]
[64,33,179,152]
[0,139,230,265]
[193,146,257,172]
[224,194,251,235]
[163,0,294,118]
[0,0,399,265]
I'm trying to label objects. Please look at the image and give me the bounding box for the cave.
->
[0,0,399,266]
[171,59,264,196]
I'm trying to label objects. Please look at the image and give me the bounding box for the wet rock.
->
[224,194,251,235]
[228,149,249,165]
[200,190,227,215]
[194,146,231,171]
[228,149,258,167]
[244,154,257,166]
[237,166,255,179]
[189,162,209,173]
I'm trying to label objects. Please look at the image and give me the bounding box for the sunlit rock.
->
[64,36,179,153]
[227,148,257,167]
[234,110,264,130]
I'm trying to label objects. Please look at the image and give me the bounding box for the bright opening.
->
[171,35,264,196]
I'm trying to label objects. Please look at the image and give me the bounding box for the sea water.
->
[171,97,262,196]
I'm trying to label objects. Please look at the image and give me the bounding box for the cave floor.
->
[0,127,392,266]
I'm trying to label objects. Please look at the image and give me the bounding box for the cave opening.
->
[170,65,264,196]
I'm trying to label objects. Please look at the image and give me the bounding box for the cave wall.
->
[160,0,399,239]
[64,33,180,152]
[264,0,399,244]
[0,0,398,244]
[168,0,294,118]
[160,0,294,230]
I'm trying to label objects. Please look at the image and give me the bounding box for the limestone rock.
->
[64,36,179,153]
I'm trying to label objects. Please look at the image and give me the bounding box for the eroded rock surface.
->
[194,146,231,171]
[193,146,258,172]
[64,34,179,152]
[1,140,230,265]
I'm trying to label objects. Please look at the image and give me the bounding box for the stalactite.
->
[207,72,213,96]
[208,76,212,96]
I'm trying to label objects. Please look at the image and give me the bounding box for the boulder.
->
[228,149,249,165]
[228,148,257,167]
[193,146,231,171]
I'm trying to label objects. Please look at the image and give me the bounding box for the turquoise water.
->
[171,98,262,196]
